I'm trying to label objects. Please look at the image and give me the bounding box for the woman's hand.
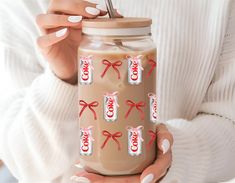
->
[72,124,173,183]
[36,0,108,85]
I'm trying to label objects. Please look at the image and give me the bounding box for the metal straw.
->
[105,0,116,18]
[104,0,124,46]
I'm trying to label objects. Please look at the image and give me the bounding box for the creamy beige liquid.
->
[78,47,157,175]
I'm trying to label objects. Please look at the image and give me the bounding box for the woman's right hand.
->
[36,0,109,85]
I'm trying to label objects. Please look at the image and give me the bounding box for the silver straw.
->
[104,0,124,47]
[105,0,116,18]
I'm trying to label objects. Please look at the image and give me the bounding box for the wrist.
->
[48,65,78,85]
[53,71,78,85]
[62,74,78,85]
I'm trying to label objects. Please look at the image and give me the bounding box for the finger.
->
[74,163,84,169]
[74,161,86,172]
[37,28,69,48]
[36,14,82,29]
[140,152,172,183]
[156,124,173,155]
[72,171,140,183]
[71,171,104,183]
[105,8,123,18]
[48,0,104,18]
[95,4,108,16]
[103,174,140,183]
[114,9,124,18]
[139,124,173,183]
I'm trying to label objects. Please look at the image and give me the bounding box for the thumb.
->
[140,124,173,183]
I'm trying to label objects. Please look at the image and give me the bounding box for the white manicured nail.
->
[74,164,83,169]
[141,174,154,183]
[96,4,107,11]
[68,16,82,23]
[55,28,67,37]
[161,139,170,154]
[70,176,90,183]
[85,7,100,15]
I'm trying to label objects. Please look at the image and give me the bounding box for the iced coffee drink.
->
[78,18,157,175]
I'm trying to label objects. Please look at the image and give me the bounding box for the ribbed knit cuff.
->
[160,119,210,183]
[29,69,78,122]
[14,69,79,180]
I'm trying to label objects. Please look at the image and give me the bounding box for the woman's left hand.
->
[71,124,173,183]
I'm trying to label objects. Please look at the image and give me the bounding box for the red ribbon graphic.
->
[147,130,157,150]
[79,100,99,120]
[101,60,122,79]
[147,59,156,78]
[101,130,123,150]
[125,100,146,120]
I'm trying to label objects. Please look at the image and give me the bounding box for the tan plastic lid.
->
[82,18,152,36]
[82,18,152,28]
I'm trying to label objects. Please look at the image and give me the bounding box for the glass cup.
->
[78,18,157,175]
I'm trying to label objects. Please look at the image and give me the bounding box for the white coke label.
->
[80,55,93,85]
[103,92,119,122]
[127,126,144,156]
[80,127,94,156]
[149,93,157,123]
[128,55,143,85]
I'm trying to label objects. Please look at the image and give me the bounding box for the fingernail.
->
[96,4,107,11]
[55,28,67,37]
[161,139,170,154]
[141,174,154,183]
[85,7,100,15]
[70,176,90,183]
[68,16,82,23]
[74,164,83,169]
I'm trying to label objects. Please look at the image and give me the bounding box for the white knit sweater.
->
[0,0,235,183]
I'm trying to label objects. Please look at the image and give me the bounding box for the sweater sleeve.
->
[160,7,235,183]
[0,46,79,182]
[161,115,235,183]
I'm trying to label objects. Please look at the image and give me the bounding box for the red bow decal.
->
[101,130,123,150]
[147,59,156,78]
[125,100,146,120]
[147,130,157,150]
[101,59,122,79]
[79,100,99,120]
